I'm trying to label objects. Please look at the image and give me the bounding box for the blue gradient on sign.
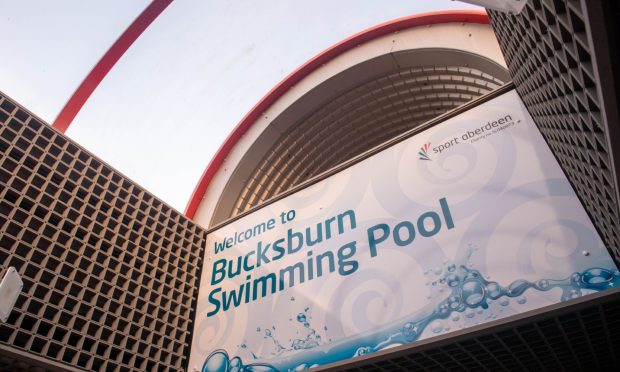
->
[201,264,620,372]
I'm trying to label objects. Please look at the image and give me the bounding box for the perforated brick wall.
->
[0,91,206,371]
[488,0,620,262]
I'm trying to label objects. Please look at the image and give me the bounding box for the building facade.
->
[488,0,620,262]
[1,3,620,372]
[0,91,206,371]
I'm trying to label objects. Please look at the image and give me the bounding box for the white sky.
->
[0,0,150,120]
[0,0,480,213]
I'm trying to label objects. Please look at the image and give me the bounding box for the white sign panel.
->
[189,90,620,371]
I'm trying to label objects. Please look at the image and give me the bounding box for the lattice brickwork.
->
[0,92,206,371]
[488,0,620,262]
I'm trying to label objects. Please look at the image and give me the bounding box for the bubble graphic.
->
[486,283,502,299]
[568,290,580,299]
[448,295,460,309]
[582,268,613,286]
[508,280,529,296]
[202,350,229,372]
[401,322,418,342]
[430,320,443,334]
[354,347,371,357]
[446,274,460,287]
[229,357,242,372]
[462,280,485,306]
[536,279,550,290]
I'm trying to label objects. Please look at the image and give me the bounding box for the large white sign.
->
[190,90,620,372]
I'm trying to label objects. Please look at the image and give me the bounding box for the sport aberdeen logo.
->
[418,142,431,161]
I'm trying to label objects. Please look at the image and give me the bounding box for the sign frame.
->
[188,82,620,371]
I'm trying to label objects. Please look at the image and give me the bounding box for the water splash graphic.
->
[367,265,620,353]
[201,265,620,372]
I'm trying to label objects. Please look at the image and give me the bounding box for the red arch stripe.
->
[52,0,173,132]
[184,10,489,219]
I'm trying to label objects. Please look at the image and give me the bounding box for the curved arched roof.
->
[184,10,492,220]
[223,59,505,222]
